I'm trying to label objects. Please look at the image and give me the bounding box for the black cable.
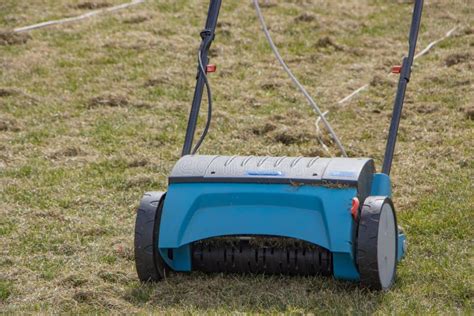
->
[191,48,213,154]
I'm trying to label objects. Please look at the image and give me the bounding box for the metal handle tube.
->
[382,0,423,175]
[181,0,222,156]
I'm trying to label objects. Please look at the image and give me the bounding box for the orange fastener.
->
[206,64,217,73]
[391,65,402,74]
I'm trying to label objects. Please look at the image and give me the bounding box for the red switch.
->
[206,64,217,73]
[351,197,360,220]
[391,65,402,74]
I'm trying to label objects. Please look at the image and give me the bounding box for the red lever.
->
[391,65,402,74]
[206,64,217,73]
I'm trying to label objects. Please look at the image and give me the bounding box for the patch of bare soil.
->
[258,1,277,8]
[103,31,158,51]
[125,175,154,188]
[0,120,8,131]
[270,126,313,145]
[73,290,96,303]
[251,122,277,136]
[215,21,232,38]
[144,76,171,87]
[272,109,304,120]
[127,158,149,168]
[113,243,133,260]
[0,30,30,46]
[416,103,439,114]
[123,14,150,24]
[260,80,283,91]
[461,26,473,35]
[33,210,66,221]
[462,106,474,120]
[0,118,20,132]
[88,93,152,109]
[217,21,232,28]
[370,74,394,87]
[81,226,108,237]
[74,1,111,10]
[0,87,39,106]
[294,13,316,23]
[89,93,129,108]
[62,274,88,288]
[208,48,222,58]
[445,53,471,67]
[49,146,86,159]
[212,110,230,120]
[301,147,327,157]
[244,96,263,108]
[0,87,18,97]
[314,36,343,51]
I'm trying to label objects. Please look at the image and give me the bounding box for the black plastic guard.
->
[192,238,332,276]
[169,155,375,201]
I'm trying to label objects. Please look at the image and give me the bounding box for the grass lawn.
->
[1,0,473,313]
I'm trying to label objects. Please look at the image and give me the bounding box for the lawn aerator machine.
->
[134,0,423,290]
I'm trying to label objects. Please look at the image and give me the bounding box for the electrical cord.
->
[191,46,213,154]
[253,0,347,157]
[192,1,349,156]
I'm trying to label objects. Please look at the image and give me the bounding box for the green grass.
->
[1,0,473,313]
[0,280,13,302]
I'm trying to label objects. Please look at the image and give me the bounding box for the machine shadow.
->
[127,272,384,313]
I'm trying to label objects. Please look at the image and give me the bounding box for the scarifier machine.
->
[134,0,423,290]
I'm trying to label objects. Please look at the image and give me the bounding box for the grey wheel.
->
[134,191,169,282]
[356,196,398,290]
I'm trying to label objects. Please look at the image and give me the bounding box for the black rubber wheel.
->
[134,191,169,282]
[356,196,398,290]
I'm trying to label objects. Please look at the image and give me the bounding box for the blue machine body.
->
[158,155,405,281]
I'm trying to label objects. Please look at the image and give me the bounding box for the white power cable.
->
[337,25,460,105]
[253,0,348,157]
[414,25,458,59]
[13,0,144,33]
[315,111,331,156]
